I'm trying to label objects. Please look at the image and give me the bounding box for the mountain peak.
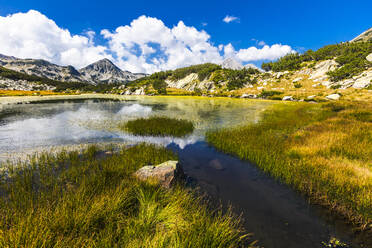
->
[84,58,119,70]
[96,58,115,65]
[79,58,145,84]
[221,58,244,70]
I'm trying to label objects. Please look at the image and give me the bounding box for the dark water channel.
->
[169,142,370,248]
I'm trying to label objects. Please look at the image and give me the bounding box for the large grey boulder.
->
[134,160,185,188]
[326,93,341,100]
[282,96,294,101]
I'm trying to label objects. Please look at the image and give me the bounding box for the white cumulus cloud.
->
[101,15,222,73]
[0,10,295,74]
[0,10,111,69]
[223,43,294,62]
[223,15,239,23]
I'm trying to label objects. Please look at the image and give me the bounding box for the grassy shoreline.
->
[0,144,250,247]
[207,101,372,230]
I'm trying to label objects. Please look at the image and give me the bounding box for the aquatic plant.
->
[207,101,372,229]
[0,144,249,247]
[122,116,194,137]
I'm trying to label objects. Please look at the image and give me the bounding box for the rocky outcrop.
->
[165,73,216,92]
[309,60,338,82]
[134,161,185,188]
[352,70,372,89]
[274,71,289,79]
[166,73,199,89]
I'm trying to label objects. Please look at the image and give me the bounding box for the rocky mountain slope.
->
[0,54,145,85]
[351,27,372,42]
[125,29,372,101]
[79,59,146,84]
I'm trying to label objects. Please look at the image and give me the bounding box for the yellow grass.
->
[0,90,70,97]
[207,101,372,229]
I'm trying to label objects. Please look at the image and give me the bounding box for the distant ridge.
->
[0,54,146,85]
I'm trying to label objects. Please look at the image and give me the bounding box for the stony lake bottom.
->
[0,96,369,248]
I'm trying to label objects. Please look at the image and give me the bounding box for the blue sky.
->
[0,0,371,73]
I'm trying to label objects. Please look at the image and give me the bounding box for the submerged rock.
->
[208,159,225,171]
[134,160,185,188]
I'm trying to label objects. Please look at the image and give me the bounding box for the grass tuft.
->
[122,116,194,137]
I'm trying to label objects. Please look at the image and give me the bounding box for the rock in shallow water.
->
[134,160,185,188]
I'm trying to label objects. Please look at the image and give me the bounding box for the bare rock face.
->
[134,161,185,188]
[309,60,338,81]
[352,70,372,89]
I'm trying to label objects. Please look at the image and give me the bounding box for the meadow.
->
[122,117,195,137]
[0,90,68,97]
[207,101,372,229]
[0,144,249,247]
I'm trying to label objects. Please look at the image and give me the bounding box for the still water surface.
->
[0,96,368,248]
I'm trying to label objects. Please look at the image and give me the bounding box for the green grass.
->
[0,144,249,247]
[123,117,194,137]
[206,101,372,229]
